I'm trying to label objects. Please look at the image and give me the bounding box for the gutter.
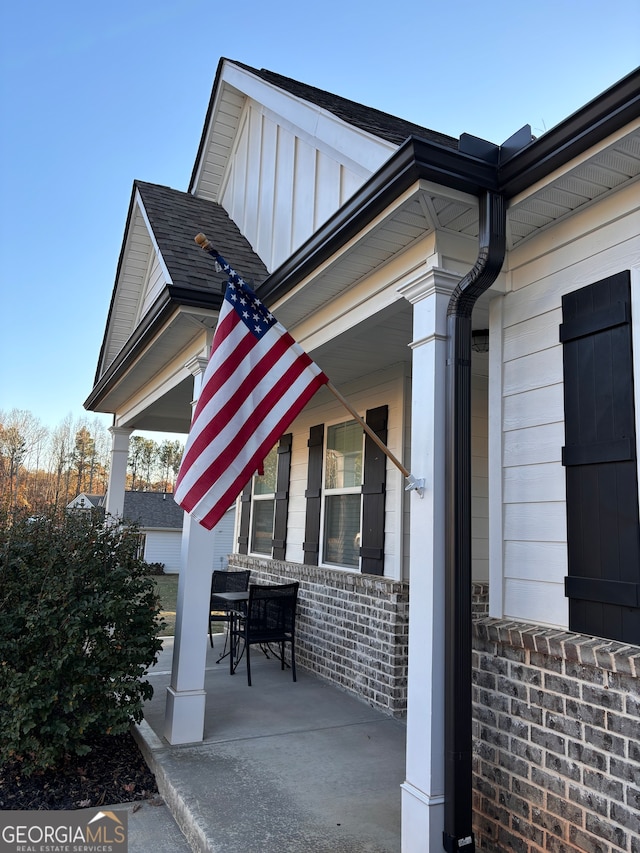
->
[443,191,507,852]
[439,69,637,851]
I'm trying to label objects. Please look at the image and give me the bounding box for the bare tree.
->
[158,439,184,492]
[0,409,47,508]
[49,415,74,509]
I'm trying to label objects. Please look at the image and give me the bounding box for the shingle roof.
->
[231,60,459,150]
[122,491,184,529]
[135,181,269,291]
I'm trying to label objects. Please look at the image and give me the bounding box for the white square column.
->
[164,355,216,745]
[164,510,215,744]
[398,269,460,853]
[105,427,133,519]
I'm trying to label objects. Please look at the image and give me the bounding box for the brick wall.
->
[472,617,640,853]
[227,555,409,716]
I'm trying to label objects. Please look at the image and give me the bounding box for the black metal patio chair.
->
[209,570,251,656]
[231,582,299,686]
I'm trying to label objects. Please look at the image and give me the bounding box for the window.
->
[304,407,388,575]
[136,533,146,560]
[323,420,363,568]
[250,446,278,555]
[238,433,292,560]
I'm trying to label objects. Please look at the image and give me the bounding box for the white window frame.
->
[248,445,278,556]
[320,417,364,570]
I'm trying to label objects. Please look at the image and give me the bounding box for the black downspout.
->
[443,190,506,852]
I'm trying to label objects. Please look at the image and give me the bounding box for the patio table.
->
[210,590,249,672]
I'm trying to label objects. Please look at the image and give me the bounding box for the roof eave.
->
[499,66,640,196]
[257,136,498,306]
[258,67,640,306]
[83,286,223,412]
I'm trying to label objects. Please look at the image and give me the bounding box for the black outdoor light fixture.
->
[471,329,490,353]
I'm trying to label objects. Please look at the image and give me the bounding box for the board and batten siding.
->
[136,253,166,324]
[101,209,154,373]
[491,187,640,627]
[220,100,384,272]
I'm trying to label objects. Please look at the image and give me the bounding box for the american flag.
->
[174,249,328,530]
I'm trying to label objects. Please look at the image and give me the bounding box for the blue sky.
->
[1,0,638,434]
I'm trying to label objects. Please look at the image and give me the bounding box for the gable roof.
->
[122,490,184,529]
[229,60,459,150]
[88,182,268,397]
[67,493,104,510]
[135,181,269,294]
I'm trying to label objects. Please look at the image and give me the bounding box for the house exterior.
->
[67,491,234,573]
[85,58,640,852]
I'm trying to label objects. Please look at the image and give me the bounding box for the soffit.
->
[271,122,640,331]
[89,306,218,417]
[507,122,640,247]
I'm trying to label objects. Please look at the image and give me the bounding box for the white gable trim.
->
[221,62,397,173]
[134,188,173,285]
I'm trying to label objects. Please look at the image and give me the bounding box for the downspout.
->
[443,190,506,852]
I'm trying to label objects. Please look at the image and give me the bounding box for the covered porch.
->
[137,634,407,853]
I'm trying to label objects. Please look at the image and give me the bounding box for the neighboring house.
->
[85,59,640,853]
[67,491,234,573]
[119,490,184,573]
[66,493,104,512]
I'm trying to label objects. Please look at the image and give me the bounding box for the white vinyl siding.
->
[144,530,182,573]
[493,188,640,627]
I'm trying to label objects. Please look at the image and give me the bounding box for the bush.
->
[143,561,166,575]
[0,508,164,774]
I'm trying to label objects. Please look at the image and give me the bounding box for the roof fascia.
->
[92,184,140,385]
[499,66,640,196]
[257,137,498,306]
[188,56,228,194]
[83,286,223,411]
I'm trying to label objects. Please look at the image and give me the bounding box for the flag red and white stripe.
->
[174,266,328,530]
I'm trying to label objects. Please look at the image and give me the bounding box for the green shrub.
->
[0,508,164,774]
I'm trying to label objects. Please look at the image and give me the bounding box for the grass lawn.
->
[152,573,179,636]
[151,573,224,639]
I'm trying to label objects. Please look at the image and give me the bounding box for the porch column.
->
[164,355,215,745]
[105,426,133,519]
[398,269,460,853]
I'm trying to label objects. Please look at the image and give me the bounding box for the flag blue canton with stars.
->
[224,279,276,340]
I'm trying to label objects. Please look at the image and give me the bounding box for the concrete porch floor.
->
[133,635,407,852]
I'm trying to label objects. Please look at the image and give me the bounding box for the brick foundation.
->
[472,616,640,853]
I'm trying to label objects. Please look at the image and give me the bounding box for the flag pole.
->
[193,232,424,496]
[326,382,424,496]
[325,381,408,475]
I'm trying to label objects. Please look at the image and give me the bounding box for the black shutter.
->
[561,270,640,643]
[272,433,292,560]
[360,405,388,576]
[237,483,252,555]
[303,424,324,565]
